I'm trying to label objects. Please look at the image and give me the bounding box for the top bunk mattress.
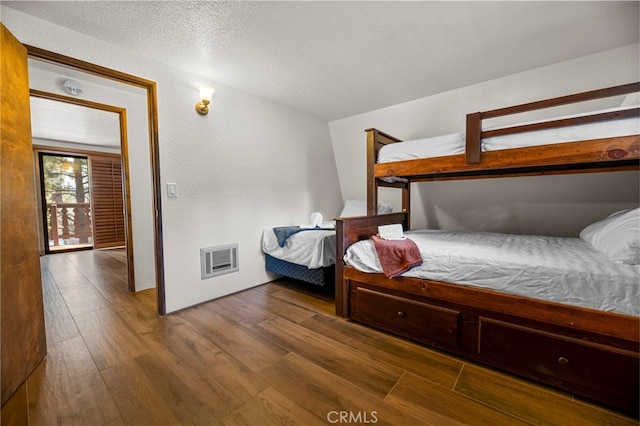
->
[378,106,640,164]
[343,229,640,316]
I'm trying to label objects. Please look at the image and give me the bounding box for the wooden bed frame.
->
[338,82,640,416]
[366,82,640,223]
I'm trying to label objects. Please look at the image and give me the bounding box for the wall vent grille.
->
[200,243,238,280]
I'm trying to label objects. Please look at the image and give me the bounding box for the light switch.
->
[167,183,178,198]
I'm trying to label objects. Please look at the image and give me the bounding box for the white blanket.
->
[344,229,640,316]
[262,228,336,269]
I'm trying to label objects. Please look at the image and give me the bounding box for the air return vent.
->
[200,243,238,280]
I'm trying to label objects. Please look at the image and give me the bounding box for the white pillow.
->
[579,208,640,265]
[339,200,393,217]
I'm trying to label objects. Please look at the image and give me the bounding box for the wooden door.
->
[0,22,47,411]
[90,154,126,249]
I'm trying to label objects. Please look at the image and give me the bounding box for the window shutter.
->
[90,155,125,249]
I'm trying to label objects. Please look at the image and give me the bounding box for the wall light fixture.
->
[195,87,215,115]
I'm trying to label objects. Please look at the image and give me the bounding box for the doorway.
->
[30,90,135,292]
[27,45,166,315]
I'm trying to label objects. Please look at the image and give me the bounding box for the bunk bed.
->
[335,82,640,416]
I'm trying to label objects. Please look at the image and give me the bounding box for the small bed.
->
[337,83,640,416]
[262,225,336,287]
[262,201,392,288]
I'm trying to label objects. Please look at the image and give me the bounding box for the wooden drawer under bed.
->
[479,317,639,414]
[351,285,462,349]
[347,280,639,416]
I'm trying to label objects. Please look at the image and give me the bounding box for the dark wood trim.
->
[374,135,639,180]
[30,89,125,113]
[26,45,166,315]
[26,45,157,89]
[147,81,165,315]
[366,130,378,216]
[465,112,481,164]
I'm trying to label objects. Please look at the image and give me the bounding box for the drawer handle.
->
[397,311,405,318]
[558,357,569,366]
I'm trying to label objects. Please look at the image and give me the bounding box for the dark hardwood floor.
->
[28,249,635,425]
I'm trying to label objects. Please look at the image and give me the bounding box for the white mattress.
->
[378,106,639,164]
[343,229,640,316]
[262,228,336,269]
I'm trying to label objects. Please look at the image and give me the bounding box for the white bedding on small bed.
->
[378,106,639,164]
[343,229,640,316]
[262,228,336,269]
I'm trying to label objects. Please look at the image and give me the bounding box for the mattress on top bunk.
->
[262,227,336,269]
[378,106,639,164]
[343,229,640,316]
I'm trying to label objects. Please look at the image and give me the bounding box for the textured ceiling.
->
[6,1,640,121]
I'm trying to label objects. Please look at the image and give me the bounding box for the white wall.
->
[330,44,640,236]
[32,138,121,156]
[2,7,343,313]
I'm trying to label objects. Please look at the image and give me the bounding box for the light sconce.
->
[195,87,215,115]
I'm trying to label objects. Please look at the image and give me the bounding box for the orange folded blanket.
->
[371,235,423,278]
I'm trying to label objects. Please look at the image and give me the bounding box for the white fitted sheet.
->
[344,229,640,316]
[378,106,639,164]
[262,228,336,269]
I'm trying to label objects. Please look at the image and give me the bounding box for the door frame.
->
[26,45,166,316]
[31,91,135,291]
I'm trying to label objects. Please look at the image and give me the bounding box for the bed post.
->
[366,129,378,216]
[466,112,482,164]
[335,218,349,317]
[402,182,411,229]
[366,128,404,216]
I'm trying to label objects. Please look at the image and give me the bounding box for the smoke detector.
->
[62,79,83,96]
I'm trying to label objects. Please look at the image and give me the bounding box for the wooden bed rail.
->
[366,82,639,217]
[465,82,640,163]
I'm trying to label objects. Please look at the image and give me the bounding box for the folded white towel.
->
[310,212,323,227]
[378,223,406,240]
[300,212,335,229]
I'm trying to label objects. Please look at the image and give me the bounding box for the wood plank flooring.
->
[26,249,636,425]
